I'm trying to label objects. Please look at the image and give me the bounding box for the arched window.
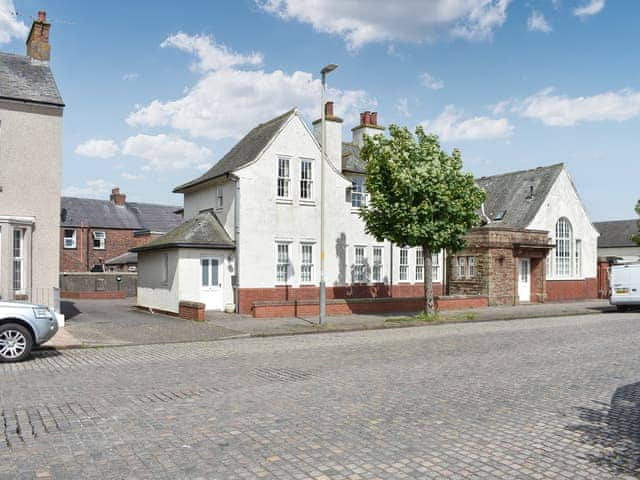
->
[555,217,572,277]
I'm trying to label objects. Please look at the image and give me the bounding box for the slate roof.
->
[594,220,639,248]
[61,197,183,232]
[476,163,564,229]
[105,251,138,266]
[0,52,64,106]
[342,142,366,174]
[174,109,296,192]
[131,211,234,252]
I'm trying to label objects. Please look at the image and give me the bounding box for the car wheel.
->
[616,305,630,313]
[0,323,33,362]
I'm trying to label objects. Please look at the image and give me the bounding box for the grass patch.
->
[385,312,441,324]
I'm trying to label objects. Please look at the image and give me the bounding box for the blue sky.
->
[0,0,636,220]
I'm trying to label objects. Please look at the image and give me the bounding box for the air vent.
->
[493,210,506,221]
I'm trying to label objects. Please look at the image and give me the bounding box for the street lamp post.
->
[319,63,338,325]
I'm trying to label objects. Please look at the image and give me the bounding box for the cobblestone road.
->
[2,312,640,479]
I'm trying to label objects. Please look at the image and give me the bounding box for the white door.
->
[518,258,531,302]
[200,256,223,310]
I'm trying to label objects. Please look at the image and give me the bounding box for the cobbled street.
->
[1,312,640,479]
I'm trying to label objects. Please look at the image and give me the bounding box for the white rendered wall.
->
[137,250,180,313]
[178,249,234,308]
[0,102,62,308]
[528,168,599,279]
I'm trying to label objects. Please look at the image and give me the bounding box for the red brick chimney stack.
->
[324,101,334,117]
[110,187,126,206]
[26,10,51,63]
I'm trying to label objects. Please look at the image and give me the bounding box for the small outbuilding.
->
[131,211,235,314]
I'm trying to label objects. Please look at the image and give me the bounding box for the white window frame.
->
[432,251,441,282]
[468,256,476,278]
[458,256,466,278]
[93,231,106,250]
[399,247,409,282]
[351,176,366,209]
[299,158,314,202]
[216,185,224,210]
[275,242,292,284]
[276,156,292,200]
[353,246,367,283]
[372,246,383,283]
[415,247,424,282]
[555,217,572,277]
[300,243,314,284]
[12,228,24,292]
[63,229,77,249]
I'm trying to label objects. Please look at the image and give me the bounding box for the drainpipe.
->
[389,242,394,297]
[228,173,240,313]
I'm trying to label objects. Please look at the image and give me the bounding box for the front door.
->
[200,256,223,310]
[518,258,531,303]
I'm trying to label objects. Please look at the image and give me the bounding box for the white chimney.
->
[352,111,384,148]
[313,101,343,171]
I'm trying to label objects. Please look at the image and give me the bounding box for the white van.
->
[610,263,640,311]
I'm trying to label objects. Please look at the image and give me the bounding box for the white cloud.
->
[396,97,411,118]
[62,179,113,198]
[121,172,145,180]
[127,33,374,140]
[74,139,120,158]
[421,105,513,141]
[420,72,444,90]
[122,73,139,81]
[515,87,640,126]
[527,11,552,32]
[122,134,212,171]
[257,0,511,50]
[161,32,263,72]
[573,0,605,18]
[0,0,28,44]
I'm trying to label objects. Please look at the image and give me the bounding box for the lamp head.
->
[321,64,338,75]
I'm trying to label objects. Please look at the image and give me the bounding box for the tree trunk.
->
[423,246,435,315]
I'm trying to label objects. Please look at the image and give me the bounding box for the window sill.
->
[93,248,106,251]
[276,198,293,205]
[63,246,77,250]
[299,200,316,206]
[350,208,363,214]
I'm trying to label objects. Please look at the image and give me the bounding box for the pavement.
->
[45,297,616,349]
[3,310,640,478]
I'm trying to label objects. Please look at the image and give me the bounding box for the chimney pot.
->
[38,10,46,22]
[371,112,378,126]
[324,101,334,117]
[360,112,365,125]
[110,187,126,206]
[363,111,371,125]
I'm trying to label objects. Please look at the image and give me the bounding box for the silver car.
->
[0,301,59,362]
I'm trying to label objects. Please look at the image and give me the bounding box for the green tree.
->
[359,125,485,314]
[633,200,640,246]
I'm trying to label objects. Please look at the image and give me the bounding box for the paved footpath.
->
[3,311,640,479]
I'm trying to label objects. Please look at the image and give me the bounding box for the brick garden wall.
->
[238,283,443,315]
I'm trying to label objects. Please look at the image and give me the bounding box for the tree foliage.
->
[359,125,485,313]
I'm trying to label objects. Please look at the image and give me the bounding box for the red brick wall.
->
[597,262,610,299]
[546,278,597,301]
[60,227,154,272]
[251,294,485,318]
[238,283,443,315]
[60,291,126,299]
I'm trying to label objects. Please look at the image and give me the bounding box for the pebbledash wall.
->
[527,169,599,301]
[179,113,444,315]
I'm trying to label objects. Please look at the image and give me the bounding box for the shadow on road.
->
[61,300,81,320]
[568,381,640,476]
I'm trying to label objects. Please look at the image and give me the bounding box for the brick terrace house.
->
[134,105,599,317]
[60,188,183,272]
